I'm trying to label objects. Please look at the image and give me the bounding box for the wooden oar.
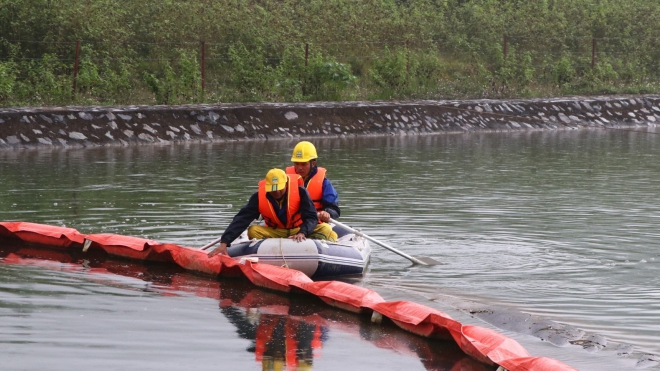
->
[329,218,442,266]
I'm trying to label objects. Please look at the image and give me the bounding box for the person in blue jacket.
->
[285,141,340,225]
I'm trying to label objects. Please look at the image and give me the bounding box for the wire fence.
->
[2,34,659,103]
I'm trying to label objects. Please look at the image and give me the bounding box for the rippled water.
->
[2,129,660,370]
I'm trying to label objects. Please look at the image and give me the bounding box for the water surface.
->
[2,129,660,370]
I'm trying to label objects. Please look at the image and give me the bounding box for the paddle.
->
[200,237,222,251]
[329,218,442,266]
[200,218,262,252]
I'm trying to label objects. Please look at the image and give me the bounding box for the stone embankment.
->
[1,95,659,149]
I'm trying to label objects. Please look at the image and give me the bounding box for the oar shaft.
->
[200,236,222,250]
[330,218,428,265]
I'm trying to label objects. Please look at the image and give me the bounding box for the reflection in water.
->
[217,278,493,371]
[0,241,494,371]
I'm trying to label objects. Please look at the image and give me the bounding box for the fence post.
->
[503,34,508,62]
[305,43,309,66]
[72,40,81,101]
[592,38,596,68]
[201,41,206,92]
[406,39,410,72]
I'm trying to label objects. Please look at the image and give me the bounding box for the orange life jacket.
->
[286,166,326,211]
[258,174,304,229]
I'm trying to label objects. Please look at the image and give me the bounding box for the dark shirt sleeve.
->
[320,178,340,219]
[298,187,319,237]
[220,192,261,246]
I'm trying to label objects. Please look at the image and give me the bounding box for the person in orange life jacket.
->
[286,141,340,224]
[208,168,336,257]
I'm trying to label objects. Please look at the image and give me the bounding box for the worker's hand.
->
[317,211,331,222]
[289,233,306,242]
[208,242,228,257]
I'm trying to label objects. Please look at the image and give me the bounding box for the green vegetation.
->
[1,0,660,106]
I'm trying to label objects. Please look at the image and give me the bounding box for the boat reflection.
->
[216,271,494,371]
[0,241,494,371]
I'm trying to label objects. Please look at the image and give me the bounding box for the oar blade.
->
[416,257,443,265]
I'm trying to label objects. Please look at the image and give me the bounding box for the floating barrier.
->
[0,221,578,371]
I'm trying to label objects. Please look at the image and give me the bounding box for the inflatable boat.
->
[223,224,371,279]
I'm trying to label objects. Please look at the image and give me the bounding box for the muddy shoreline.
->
[1,96,659,150]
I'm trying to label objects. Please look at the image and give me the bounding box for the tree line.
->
[1,0,659,106]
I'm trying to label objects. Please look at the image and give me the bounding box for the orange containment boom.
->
[0,221,578,371]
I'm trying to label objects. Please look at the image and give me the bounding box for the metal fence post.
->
[592,38,597,68]
[305,43,309,66]
[503,34,508,62]
[406,39,410,72]
[201,41,206,92]
[72,40,81,100]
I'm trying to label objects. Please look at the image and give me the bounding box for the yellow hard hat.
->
[264,168,287,192]
[291,141,318,162]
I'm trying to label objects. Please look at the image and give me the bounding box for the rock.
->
[284,111,298,120]
[68,132,87,140]
[32,129,43,135]
[118,114,132,121]
[558,113,571,123]
[105,132,114,140]
[138,133,154,142]
[78,112,94,120]
[221,124,234,133]
[106,112,116,120]
[6,136,19,144]
[143,124,157,134]
[235,125,245,133]
[108,121,118,130]
[124,130,134,138]
[38,137,53,145]
[190,124,202,135]
[39,115,53,124]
